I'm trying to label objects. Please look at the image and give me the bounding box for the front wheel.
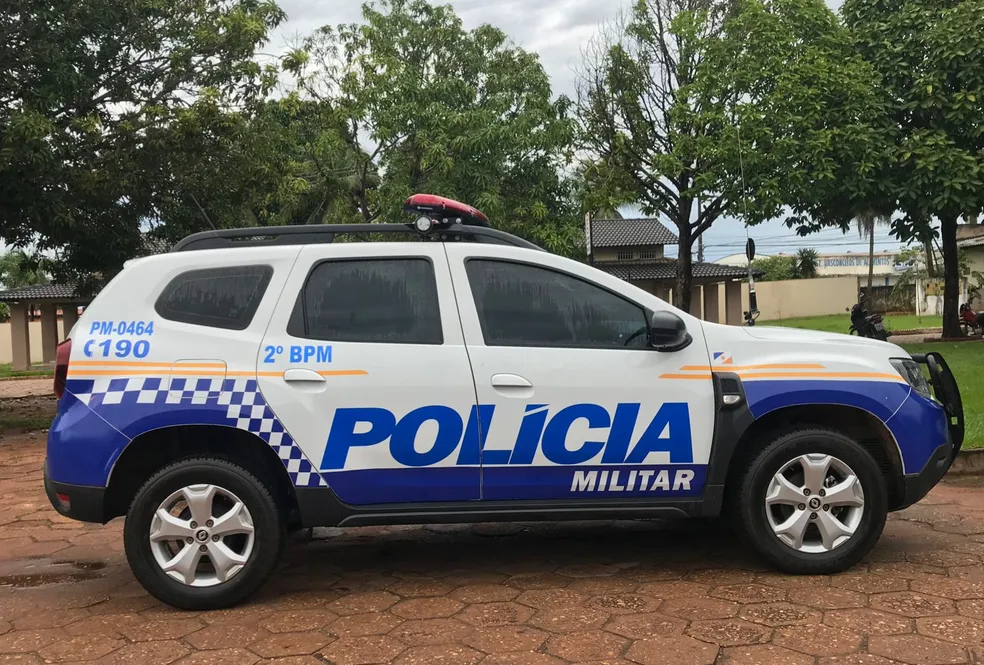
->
[124,458,285,610]
[732,429,888,574]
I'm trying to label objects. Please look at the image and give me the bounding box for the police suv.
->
[44,194,964,610]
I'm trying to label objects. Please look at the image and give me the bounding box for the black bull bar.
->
[910,351,965,460]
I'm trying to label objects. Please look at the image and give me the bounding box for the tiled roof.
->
[957,224,984,248]
[596,260,761,281]
[590,218,679,248]
[0,284,82,302]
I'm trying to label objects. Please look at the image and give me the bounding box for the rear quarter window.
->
[154,265,273,330]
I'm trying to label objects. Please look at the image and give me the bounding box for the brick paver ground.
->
[2,433,984,665]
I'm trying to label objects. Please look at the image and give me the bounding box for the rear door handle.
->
[491,373,532,388]
[283,368,326,383]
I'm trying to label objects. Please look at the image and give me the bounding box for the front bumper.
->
[44,459,109,523]
[899,440,953,509]
[895,351,964,509]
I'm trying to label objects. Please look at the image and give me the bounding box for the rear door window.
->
[288,259,443,344]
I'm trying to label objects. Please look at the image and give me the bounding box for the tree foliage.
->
[842,0,984,336]
[578,0,881,309]
[0,0,286,290]
[145,95,368,246]
[287,0,581,255]
[0,250,48,322]
[752,248,820,281]
[753,255,799,282]
[0,250,48,289]
[795,248,819,279]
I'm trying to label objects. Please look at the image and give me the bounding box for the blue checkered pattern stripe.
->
[72,377,329,488]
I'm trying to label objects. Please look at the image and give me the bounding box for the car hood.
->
[741,325,907,355]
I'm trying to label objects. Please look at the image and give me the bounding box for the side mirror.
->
[648,310,692,352]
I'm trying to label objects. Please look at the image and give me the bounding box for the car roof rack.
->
[170,222,543,253]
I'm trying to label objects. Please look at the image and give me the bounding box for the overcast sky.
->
[269,0,903,262]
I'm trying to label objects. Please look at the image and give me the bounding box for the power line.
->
[704,239,902,251]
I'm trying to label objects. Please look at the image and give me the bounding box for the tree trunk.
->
[940,216,961,339]
[867,231,875,307]
[675,224,693,311]
[924,240,936,278]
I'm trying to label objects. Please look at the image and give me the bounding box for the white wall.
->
[742,276,859,320]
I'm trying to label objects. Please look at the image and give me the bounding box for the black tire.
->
[124,457,285,610]
[732,428,888,575]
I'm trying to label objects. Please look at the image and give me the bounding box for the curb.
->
[948,449,984,476]
[0,375,52,383]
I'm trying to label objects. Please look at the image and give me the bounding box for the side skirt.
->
[294,488,707,527]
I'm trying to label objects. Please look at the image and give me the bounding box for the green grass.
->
[0,363,53,378]
[759,313,942,334]
[0,414,53,431]
[899,341,984,450]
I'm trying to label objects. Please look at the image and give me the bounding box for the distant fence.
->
[741,276,859,320]
[861,284,915,313]
[0,320,66,365]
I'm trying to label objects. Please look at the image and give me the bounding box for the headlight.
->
[891,358,933,399]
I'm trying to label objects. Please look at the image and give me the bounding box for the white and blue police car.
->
[44,194,964,610]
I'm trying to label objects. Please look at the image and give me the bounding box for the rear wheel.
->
[733,429,887,574]
[124,458,284,610]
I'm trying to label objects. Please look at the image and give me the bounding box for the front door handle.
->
[491,373,533,388]
[283,368,326,383]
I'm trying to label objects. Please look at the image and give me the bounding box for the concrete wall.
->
[0,320,67,365]
[741,275,859,321]
[966,247,984,308]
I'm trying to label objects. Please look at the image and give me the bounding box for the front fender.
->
[742,379,910,424]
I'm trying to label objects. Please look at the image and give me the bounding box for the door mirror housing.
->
[648,310,692,352]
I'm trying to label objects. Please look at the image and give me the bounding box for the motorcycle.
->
[849,301,888,341]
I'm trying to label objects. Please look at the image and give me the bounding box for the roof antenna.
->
[737,121,759,326]
[188,193,217,230]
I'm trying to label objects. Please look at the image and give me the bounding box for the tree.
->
[0,250,48,323]
[0,0,286,291]
[578,0,882,310]
[286,0,581,255]
[842,0,984,338]
[144,95,369,247]
[0,250,49,289]
[854,211,890,303]
[795,248,819,279]
[753,255,799,281]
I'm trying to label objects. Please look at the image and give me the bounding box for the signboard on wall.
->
[822,255,893,268]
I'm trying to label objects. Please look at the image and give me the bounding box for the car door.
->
[444,243,715,502]
[257,242,481,504]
